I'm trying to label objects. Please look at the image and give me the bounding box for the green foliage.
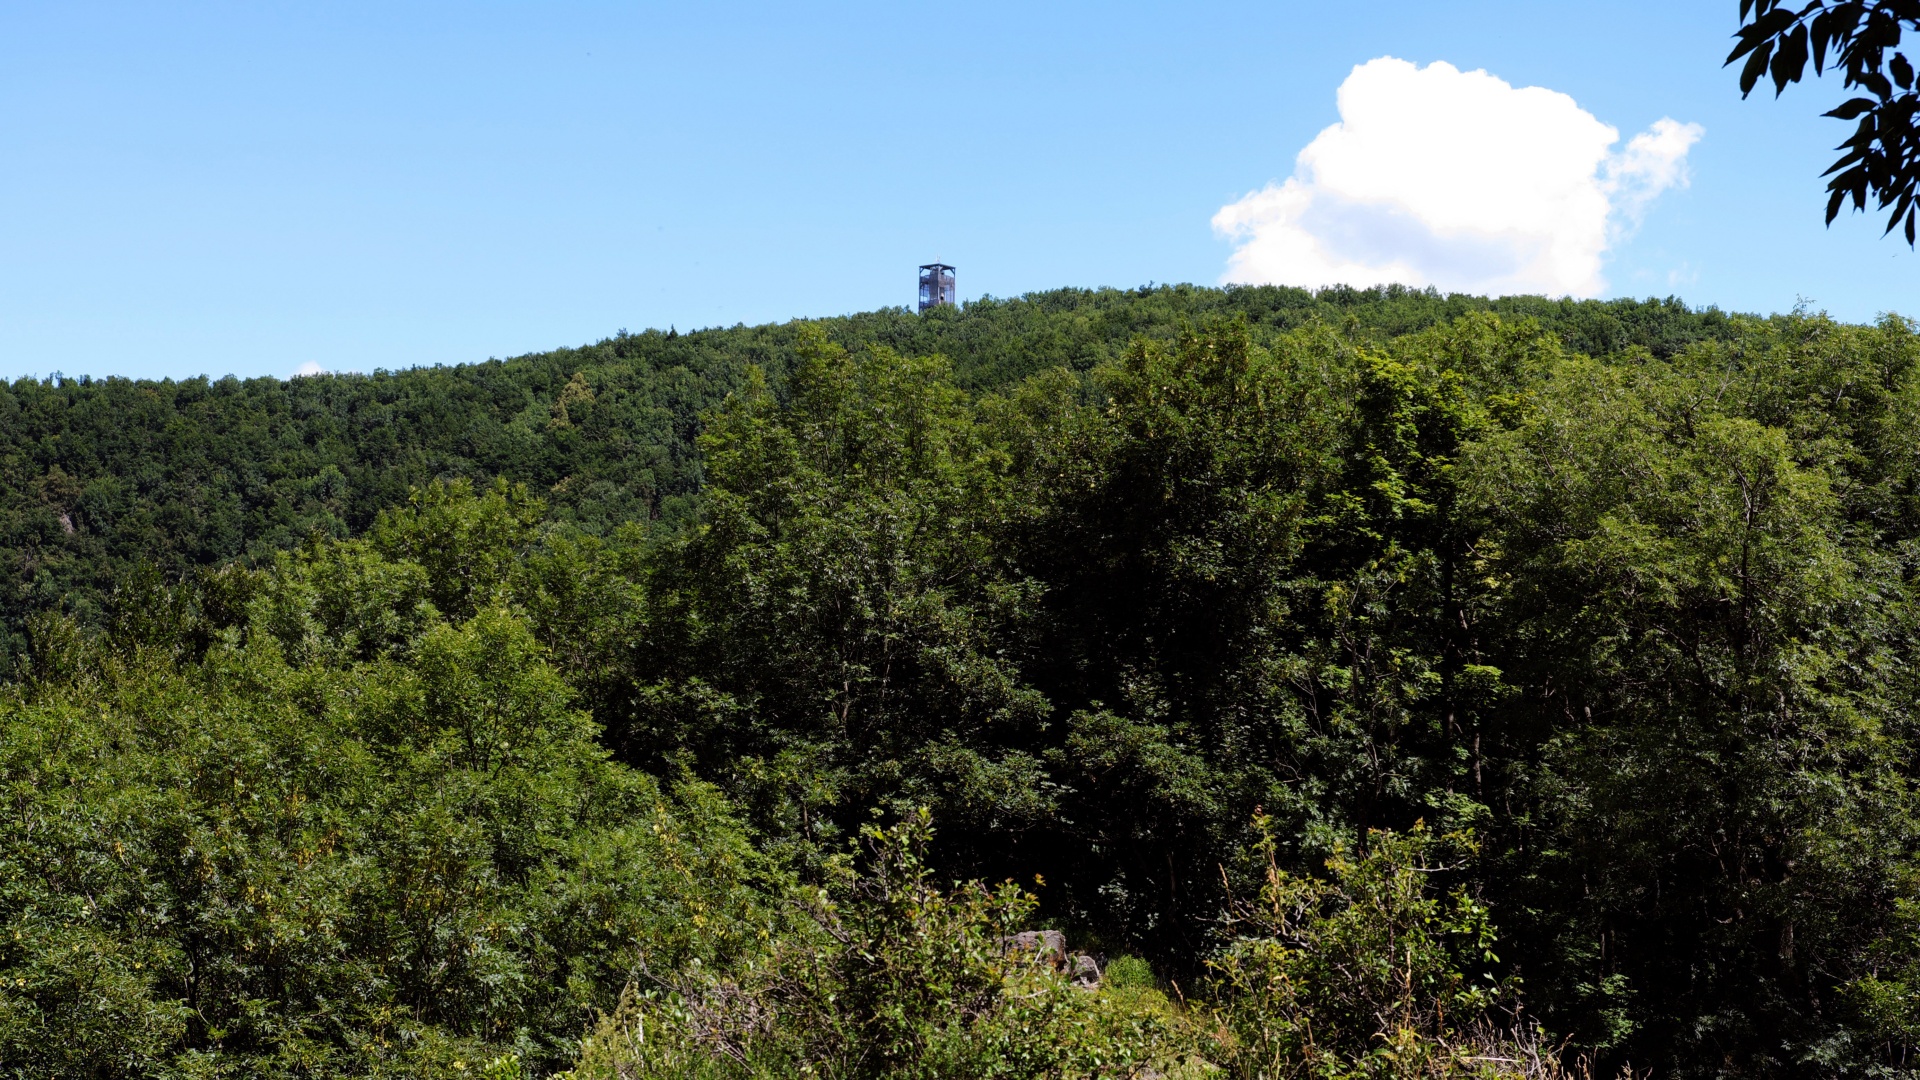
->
[606,308,1920,1077]
[0,286,1735,667]
[1453,315,1920,1074]
[638,327,1048,864]
[566,811,1188,1080]
[1203,819,1524,1080]
[1730,1,1920,240]
[1101,957,1157,993]
[566,816,1563,1080]
[371,478,545,622]
[16,293,1920,1080]
[0,524,771,1077]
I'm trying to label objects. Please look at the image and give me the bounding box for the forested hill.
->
[12,285,1920,1079]
[0,284,1733,660]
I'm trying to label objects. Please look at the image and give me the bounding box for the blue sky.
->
[2,1,1915,381]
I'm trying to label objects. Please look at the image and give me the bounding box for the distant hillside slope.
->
[0,284,1740,659]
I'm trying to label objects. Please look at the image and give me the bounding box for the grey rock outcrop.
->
[1000,929,1102,988]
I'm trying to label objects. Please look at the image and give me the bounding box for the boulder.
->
[1068,953,1101,987]
[1000,929,1067,960]
[999,931,1103,987]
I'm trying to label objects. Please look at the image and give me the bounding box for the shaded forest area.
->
[17,284,1919,1079]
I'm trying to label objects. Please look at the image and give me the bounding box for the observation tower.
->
[918,263,956,312]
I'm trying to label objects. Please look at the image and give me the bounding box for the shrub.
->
[566,810,1190,1080]
[0,597,770,1077]
[1202,816,1567,1080]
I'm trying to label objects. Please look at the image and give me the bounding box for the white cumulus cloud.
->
[293,361,325,378]
[1212,57,1702,298]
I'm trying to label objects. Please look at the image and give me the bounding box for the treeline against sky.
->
[15,287,1920,1078]
[0,284,1735,662]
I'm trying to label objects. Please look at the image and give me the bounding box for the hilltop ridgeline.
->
[0,284,1733,661]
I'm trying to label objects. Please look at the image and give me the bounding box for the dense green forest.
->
[11,283,1920,1079]
[0,285,1733,662]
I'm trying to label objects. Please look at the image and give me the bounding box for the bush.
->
[0,544,772,1077]
[1201,816,1564,1080]
[566,810,1190,1080]
[1102,957,1157,993]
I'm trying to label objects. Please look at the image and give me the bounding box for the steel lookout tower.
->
[918,263,956,312]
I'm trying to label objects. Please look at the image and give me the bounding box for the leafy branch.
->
[1730,0,1920,240]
